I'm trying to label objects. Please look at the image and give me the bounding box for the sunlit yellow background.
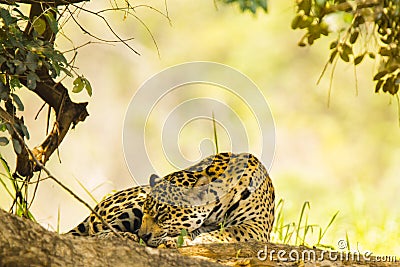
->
[1,0,399,257]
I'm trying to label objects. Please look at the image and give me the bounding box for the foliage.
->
[271,198,339,249]
[0,1,173,183]
[177,228,188,248]
[0,153,36,219]
[0,117,27,155]
[292,0,400,96]
[0,6,91,154]
[221,0,268,13]
[0,4,93,217]
[0,7,71,90]
[73,76,92,96]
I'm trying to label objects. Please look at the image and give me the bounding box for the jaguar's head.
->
[138,174,214,247]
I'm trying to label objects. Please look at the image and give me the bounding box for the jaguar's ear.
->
[193,176,210,187]
[149,174,161,187]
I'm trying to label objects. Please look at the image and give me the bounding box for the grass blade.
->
[295,201,310,245]
[318,210,339,245]
[73,176,99,204]
[212,112,219,154]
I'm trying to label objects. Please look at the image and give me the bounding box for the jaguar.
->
[67,152,275,248]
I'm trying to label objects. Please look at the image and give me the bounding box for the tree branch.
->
[0,0,88,6]
[322,0,382,15]
[0,208,223,267]
[0,209,395,267]
[8,3,91,177]
[178,242,396,266]
[15,70,89,177]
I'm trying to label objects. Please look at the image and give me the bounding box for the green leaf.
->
[9,76,22,89]
[11,93,24,111]
[73,77,84,93]
[339,45,352,62]
[177,235,184,248]
[53,51,67,66]
[44,11,58,34]
[392,84,399,95]
[12,138,22,154]
[319,22,329,36]
[51,61,61,77]
[368,53,376,59]
[382,78,398,95]
[339,51,349,62]
[379,47,391,56]
[16,205,25,217]
[373,71,388,81]
[48,51,68,78]
[83,78,92,97]
[0,82,9,101]
[0,154,11,173]
[0,8,16,26]
[20,123,30,139]
[257,0,268,12]
[32,17,46,36]
[14,60,26,75]
[223,0,268,14]
[0,137,9,146]
[180,228,188,236]
[298,15,313,29]
[307,26,321,45]
[349,31,359,44]
[298,40,306,47]
[0,123,7,132]
[5,123,13,135]
[383,78,394,94]
[0,74,6,85]
[297,0,311,15]
[342,44,353,56]
[329,50,338,63]
[27,72,40,90]
[375,79,384,93]
[176,228,188,248]
[26,52,39,72]
[353,15,365,27]
[291,15,302,29]
[354,55,364,65]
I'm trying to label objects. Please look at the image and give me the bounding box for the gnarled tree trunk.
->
[0,209,395,267]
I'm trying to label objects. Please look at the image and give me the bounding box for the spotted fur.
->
[67,152,275,248]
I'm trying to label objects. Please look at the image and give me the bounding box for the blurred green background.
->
[1,0,399,256]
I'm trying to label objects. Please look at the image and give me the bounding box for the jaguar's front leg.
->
[190,222,269,245]
[94,229,140,242]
